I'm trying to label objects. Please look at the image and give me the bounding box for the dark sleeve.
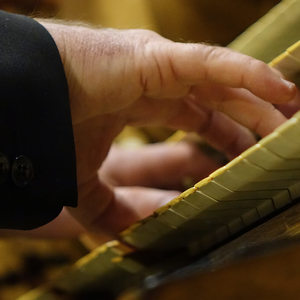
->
[0,10,77,229]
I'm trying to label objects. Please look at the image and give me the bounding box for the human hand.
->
[41,22,298,236]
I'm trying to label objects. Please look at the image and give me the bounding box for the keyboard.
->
[19,40,300,299]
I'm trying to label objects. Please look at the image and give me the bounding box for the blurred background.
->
[0,0,281,299]
[1,0,280,44]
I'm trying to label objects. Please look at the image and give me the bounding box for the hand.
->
[40,22,298,237]
[1,142,221,239]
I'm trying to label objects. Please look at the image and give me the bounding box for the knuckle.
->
[224,132,245,157]
[240,58,267,87]
[131,29,164,46]
[250,59,269,73]
[203,45,219,61]
[251,114,264,134]
[197,110,214,135]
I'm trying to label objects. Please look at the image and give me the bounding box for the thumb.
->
[68,177,179,235]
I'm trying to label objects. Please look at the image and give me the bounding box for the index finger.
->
[168,43,297,104]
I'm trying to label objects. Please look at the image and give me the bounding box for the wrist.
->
[37,20,89,124]
[37,20,71,65]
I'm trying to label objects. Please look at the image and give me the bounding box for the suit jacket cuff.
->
[0,11,77,229]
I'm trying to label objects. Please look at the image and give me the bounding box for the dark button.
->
[0,153,10,184]
[12,155,34,188]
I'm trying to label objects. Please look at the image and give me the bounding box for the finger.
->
[126,95,259,158]
[68,177,179,234]
[68,177,114,235]
[100,142,221,190]
[275,88,300,118]
[166,43,296,103]
[166,103,257,159]
[190,83,288,137]
[101,186,179,233]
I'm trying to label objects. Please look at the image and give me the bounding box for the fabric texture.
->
[0,10,77,229]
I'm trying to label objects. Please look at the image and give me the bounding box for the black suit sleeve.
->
[0,11,77,229]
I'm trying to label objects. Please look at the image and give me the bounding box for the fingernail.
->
[281,78,296,92]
